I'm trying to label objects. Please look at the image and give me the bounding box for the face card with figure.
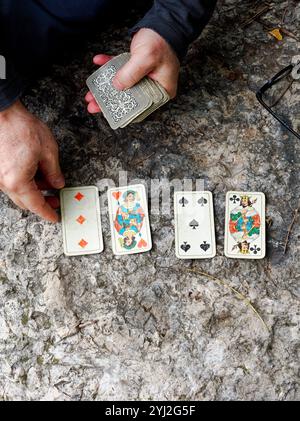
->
[174,191,216,259]
[86,53,151,129]
[224,191,266,259]
[60,186,104,256]
[107,184,152,255]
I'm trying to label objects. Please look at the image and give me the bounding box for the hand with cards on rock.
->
[85,28,180,116]
[0,100,65,222]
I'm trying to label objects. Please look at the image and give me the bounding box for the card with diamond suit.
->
[60,186,104,256]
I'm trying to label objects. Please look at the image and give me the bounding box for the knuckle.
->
[142,50,159,68]
[51,141,59,154]
[2,175,20,192]
[46,171,61,182]
[42,147,59,164]
[45,138,59,153]
[30,200,47,215]
[120,71,138,87]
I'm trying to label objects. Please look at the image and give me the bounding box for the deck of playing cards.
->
[224,191,266,259]
[86,53,170,129]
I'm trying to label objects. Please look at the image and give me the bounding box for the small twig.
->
[133,152,155,166]
[283,208,299,254]
[280,3,289,27]
[241,4,272,28]
[280,28,299,41]
[186,268,270,332]
[57,320,98,342]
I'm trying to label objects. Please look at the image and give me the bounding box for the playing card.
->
[60,186,104,256]
[86,53,151,129]
[174,191,216,259]
[131,79,169,124]
[224,191,266,259]
[118,77,156,126]
[107,184,152,255]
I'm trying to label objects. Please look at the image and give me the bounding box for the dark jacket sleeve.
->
[0,59,25,112]
[130,0,217,60]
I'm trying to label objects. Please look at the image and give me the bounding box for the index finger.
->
[17,182,59,222]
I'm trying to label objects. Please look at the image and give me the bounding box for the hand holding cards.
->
[86,53,170,129]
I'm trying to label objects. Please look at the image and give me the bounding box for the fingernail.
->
[52,176,65,188]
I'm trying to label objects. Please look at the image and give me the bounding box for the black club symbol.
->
[250,245,261,255]
[230,194,240,204]
[179,197,189,207]
[198,197,208,207]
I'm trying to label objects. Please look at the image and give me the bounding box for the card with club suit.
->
[60,186,104,256]
[107,184,152,255]
[224,191,266,259]
[174,191,216,259]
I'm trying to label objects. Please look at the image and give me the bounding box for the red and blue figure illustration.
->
[229,195,261,254]
[113,190,147,250]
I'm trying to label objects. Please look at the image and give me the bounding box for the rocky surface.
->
[0,0,299,401]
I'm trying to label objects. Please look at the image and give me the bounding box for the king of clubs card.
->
[229,194,261,255]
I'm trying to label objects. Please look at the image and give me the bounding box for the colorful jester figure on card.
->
[229,195,261,255]
[113,190,147,250]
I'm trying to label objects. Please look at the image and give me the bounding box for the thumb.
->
[39,146,65,189]
[113,55,153,91]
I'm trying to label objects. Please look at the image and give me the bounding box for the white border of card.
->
[107,184,152,255]
[224,191,266,259]
[60,186,104,256]
[174,191,216,259]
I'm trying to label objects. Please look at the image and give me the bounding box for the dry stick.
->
[283,207,299,254]
[133,152,156,166]
[241,4,272,28]
[280,28,299,41]
[186,268,270,332]
[279,5,289,27]
[280,3,289,27]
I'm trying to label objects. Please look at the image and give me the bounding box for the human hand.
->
[85,28,180,113]
[0,100,65,222]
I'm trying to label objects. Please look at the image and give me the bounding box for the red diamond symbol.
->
[79,239,88,248]
[76,215,86,225]
[74,192,84,201]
